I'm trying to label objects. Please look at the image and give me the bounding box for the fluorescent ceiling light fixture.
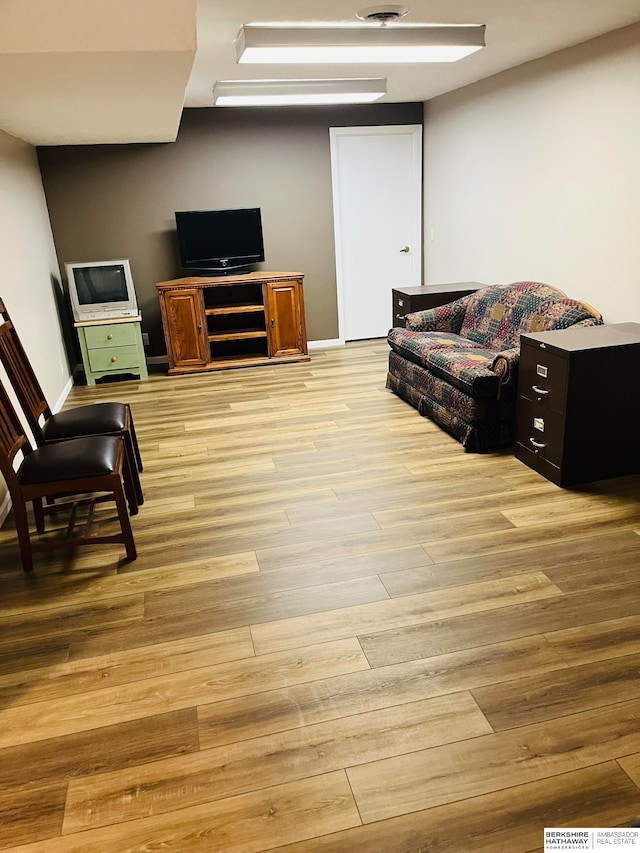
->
[213,78,387,106]
[236,24,485,64]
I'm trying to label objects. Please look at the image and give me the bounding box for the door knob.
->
[399,246,410,253]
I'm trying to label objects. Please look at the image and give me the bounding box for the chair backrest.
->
[0,297,52,445]
[0,377,32,490]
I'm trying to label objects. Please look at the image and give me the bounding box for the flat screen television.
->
[65,259,138,322]
[175,207,265,274]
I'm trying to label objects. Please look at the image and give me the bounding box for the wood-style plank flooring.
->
[1,339,640,852]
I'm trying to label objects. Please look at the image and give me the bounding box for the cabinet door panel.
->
[266,281,307,358]
[163,290,207,368]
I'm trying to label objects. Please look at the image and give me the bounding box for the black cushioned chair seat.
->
[42,402,128,441]
[18,436,121,485]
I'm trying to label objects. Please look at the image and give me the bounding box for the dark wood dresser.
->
[392,282,483,328]
[515,322,640,487]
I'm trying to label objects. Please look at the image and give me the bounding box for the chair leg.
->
[11,497,34,572]
[122,427,144,506]
[112,474,137,562]
[121,447,139,517]
[126,405,144,472]
[33,498,45,534]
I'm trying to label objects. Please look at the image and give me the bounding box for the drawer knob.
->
[110,356,117,363]
[107,333,114,340]
[532,385,549,396]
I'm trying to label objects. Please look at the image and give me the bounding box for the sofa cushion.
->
[388,329,485,362]
[388,329,501,398]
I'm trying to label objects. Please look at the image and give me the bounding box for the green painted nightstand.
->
[75,315,148,386]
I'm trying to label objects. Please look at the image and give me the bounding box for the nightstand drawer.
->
[84,323,138,349]
[87,345,141,373]
[518,344,568,413]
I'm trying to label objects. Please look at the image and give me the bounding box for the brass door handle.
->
[399,246,410,253]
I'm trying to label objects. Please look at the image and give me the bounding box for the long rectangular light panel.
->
[236,24,486,64]
[213,78,387,106]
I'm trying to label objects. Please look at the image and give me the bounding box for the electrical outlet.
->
[142,332,149,346]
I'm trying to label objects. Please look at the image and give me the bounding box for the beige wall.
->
[38,103,423,355]
[423,23,640,323]
[0,129,70,519]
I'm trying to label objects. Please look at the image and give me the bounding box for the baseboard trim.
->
[308,338,344,350]
[51,375,74,414]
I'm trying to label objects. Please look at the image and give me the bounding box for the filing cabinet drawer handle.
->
[395,313,406,321]
[529,437,546,449]
[532,385,549,395]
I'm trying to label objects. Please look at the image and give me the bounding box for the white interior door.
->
[330,125,422,341]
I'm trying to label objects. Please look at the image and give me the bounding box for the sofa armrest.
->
[405,297,469,333]
[492,347,520,397]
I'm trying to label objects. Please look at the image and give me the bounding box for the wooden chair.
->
[0,377,137,572]
[0,297,144,506]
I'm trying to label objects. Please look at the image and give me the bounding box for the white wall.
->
[0,129,70,521]
[423,23,640,323]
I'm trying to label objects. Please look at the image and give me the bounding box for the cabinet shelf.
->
[206,304,264,316]
[208,329,267,342]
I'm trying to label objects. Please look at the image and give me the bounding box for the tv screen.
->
[74,265,129,305]
[175,208,265,273]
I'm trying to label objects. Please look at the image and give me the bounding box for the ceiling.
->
[2,0,639,146]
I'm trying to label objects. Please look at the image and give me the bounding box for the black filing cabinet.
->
[515,323,640,487]
[392,282,483,328]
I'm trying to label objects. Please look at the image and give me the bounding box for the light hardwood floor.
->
[1,339,640,852]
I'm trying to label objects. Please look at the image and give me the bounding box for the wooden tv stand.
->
[156,272,309,374]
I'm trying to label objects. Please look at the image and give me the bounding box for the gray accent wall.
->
[38,103,423,357]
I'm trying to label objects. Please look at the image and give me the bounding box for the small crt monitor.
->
[66,259,138,322]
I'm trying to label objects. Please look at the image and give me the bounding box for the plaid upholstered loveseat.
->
[386,281,602,452]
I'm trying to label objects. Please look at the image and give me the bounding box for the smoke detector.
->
[356,5,410,23]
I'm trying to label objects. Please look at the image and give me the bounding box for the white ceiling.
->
[2,0,639,146]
